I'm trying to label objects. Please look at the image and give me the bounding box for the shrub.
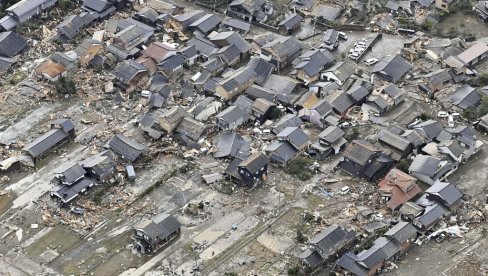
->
[344,127,360,141]
[286,157,315,181]
[55,77,77,95]
[421,20,433,31]
[287,266,301,276]
[296,229,307,243]
[58,0,73,11]
[419,113,432,120]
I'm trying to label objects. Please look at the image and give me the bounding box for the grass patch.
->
[286,157,315,181]
[8,72,26,85]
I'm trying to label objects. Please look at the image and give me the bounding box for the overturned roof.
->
[108,134,147,162]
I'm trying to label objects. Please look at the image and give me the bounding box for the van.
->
[338,31,348,40]
[448,115,455,127]
[126,164,136,180]
[141,90,151,98]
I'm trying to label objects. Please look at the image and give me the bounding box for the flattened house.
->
[23,119,75,163]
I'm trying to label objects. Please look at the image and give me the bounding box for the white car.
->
[365,58,379,65]
[348,53,359,59]
[338,31,348,40]
[355,41,366,47]
[340,186,350,195]
[448,115,455,127]
[437,111,449,118]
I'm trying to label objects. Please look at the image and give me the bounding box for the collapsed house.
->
[225,152,269,185]
[133,213,182,254]
[299,225,357,271]
[338,140,394,181]
[23,119,76,163]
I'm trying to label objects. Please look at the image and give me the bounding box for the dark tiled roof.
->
[278,13,303,30]
[108,134,147,162]
[238,152,268,174]
[384,221,417,244]
[372,55,412,83]
[135,213,181,240]
[0,31,27,57]
[343,140,379,166]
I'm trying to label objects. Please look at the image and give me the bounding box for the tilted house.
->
[260,36,302,70]
[308,126,346,160]
[321,61,355,85]
[456,42,488,68]
[215,66,256,100]
[35,60,67,81]
[339,140,394,181]
[113,60,149,92]
[299,225,357,271]
[56,12,97,41]
[278,13,303,35]
[133,213,182,254]
[449,85,481,111]
[157,106,187,133]
[265,127,309,166]
[188,13,221,34]
[107,18,155,59]
[336,236,400,276]
[216,105,248,130]
[299,99,334,128]
[377,128,413,160]
[384,221,417,254]
[250,97,275,124]
[165,10,204,37]
[236,152,269,185]
[51,163,96,204]
[227,0,270,22]
[422,69,452,96]
[419,180,463,211]
[322,29,339,51]
[175,116,207,147]
[23,119,75,163]
[378,168,422,210]
[82,0,117,19]
[293,49,335,84]
[108,134,148,162]
[213,131,250,159]
[75,38,103,66]
[408,154,457,185]
[276,126,309,152]
[79,151,115,183]
[411,203,447,233]
[221,18,250,35]
[372,55,412,83]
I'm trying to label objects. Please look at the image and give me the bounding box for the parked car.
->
[338,31,348,40]
[365,58,379,65]
[71,207,84,215]
[340,186,350,195]
[448,115,455,127]
[437,111,449,118]
[348,53,359,59]
[355,41,366,47]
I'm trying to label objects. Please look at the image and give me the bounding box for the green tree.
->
[296,229,307,243]
[55,77,77,95]
[421,20,433,31]
[287,266,301,276]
